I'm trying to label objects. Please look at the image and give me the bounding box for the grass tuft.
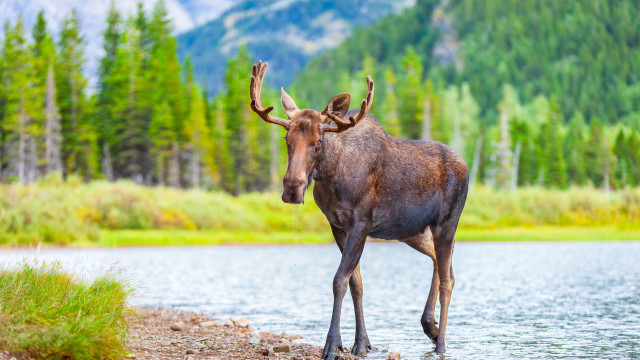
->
[0,260,132,359]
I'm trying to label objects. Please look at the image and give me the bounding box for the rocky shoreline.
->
[126,307,328,360]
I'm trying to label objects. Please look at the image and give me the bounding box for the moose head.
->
[249,61,374,204]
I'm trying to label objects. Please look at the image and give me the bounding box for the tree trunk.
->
[102,142,114,182]
[169,141,180,188]
[189,146,200,189]
[510,141,522,192]
[18,89,26,184]
[497,109,511,188]
[45,63,62,174]
[421,97,432,141]
[469,137,483,191]
[156,155,165,186]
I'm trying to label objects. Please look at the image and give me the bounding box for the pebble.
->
[224,319,234,327]
[388,351,401,360]
[170,322,186,331]
[200,320,221,328]
[186,349,196,354]
[274,342,292,353]
[186,356,194,360]
[230,318,250,328]
[249,336,261,345]
[261,347,275,356]
[126,354,136,359]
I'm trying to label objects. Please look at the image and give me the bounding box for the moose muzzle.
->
[282,176,307,204]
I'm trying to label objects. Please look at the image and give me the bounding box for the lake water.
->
[2,241,639,359]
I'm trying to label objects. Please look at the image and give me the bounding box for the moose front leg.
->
[323,220,369,360]
[331,225,371,356]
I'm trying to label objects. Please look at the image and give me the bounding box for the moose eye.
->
[315,140,322,150]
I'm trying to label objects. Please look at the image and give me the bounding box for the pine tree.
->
[398,47,423,139]
[97,0,122,180]
[110,19,148,181]
[222,46,252,194]
[56,9,97,178]
[211,97,232,191]
[0,18,39,183]
[380,67,401,137]
[544,99,568,188]
[184,86,211,188]
[149,100,174,185]
[565,112,587,186]
[146,0,184,187]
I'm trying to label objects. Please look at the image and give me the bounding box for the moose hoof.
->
[434,343,446,354]
[322,338,343,360]
[350,338,371,357]
[421,321,439,344]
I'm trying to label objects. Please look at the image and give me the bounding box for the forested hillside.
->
[292,0,640,189]
[176,0,414,95]
[0,0,638,194]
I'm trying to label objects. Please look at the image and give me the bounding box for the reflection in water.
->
[1,241,639,359]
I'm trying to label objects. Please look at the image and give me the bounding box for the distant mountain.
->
[0,0,241,88]
[176,0,415,96]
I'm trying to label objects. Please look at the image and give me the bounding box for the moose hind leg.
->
[432,226,457,354]
[401,231,439,343]
[422,263,440,343]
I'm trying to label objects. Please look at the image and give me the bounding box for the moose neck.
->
[312,131,343,183]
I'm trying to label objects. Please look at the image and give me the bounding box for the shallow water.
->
[2,241,639,359]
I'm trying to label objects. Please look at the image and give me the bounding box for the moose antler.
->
[321,75,374,133]
[250,61,290,129]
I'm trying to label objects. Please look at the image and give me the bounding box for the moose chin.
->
[249,60,469,358]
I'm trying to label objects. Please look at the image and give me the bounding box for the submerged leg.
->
[432,226,456,354]
[401,230,439,343]
[331,226,371,356]
[323,221,369,360]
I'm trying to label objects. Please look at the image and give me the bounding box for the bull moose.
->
[249,61,469,357]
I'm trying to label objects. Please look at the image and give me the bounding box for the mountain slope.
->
[176,0,415,95]
[293,0,640,124]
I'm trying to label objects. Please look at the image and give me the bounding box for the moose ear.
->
[281,88,300,119]
[322,93,351,119]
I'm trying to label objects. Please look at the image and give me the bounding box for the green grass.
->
[88,226,640,247]
[0,261,132,359]
[1,176,639,245]
[98,229,333,246]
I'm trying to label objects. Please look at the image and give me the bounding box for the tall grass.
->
[1,175,639,245]
[0,261,131,359]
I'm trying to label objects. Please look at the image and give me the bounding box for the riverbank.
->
[126,307,326,360]
[2,226,639,250]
